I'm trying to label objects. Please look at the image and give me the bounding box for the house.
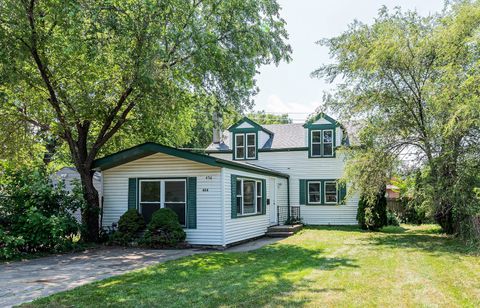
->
[93,113,359,248]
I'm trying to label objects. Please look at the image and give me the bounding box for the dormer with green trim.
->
[303,113,339,158]
[228,117,273,161]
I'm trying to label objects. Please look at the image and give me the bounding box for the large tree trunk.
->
[78,166,100,242]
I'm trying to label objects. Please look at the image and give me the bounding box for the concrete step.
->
[265,231,295,238]
[267,224,303,233]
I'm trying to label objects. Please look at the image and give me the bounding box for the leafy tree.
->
[247,110,292,124]
[0,0,291,241]
[314,2,480,238]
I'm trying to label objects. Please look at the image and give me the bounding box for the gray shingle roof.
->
[206,123,306,152]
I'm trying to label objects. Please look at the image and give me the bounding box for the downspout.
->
[287,176,290,224]
[220,168,226,247]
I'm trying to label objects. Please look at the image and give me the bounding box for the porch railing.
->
[277,206,301,225]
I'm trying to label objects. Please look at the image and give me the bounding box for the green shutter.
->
[299,179,306,205]
[338,182,347,205]
[187,177,197,229]
[128,178,138,210]
[261,179,266,215]
[231,175,237,218]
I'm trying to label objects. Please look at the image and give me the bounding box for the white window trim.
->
[236,178,263,216]
[234,134,245,160]
[310,130,322,157]
[322,129,334,157]
[246,133,257,159]
[324,181,338,204]
[138,179,187,226]
[307,181,322,204]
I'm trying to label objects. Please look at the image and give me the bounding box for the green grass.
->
[24,225,480,307]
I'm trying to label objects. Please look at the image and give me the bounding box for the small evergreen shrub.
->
[109,209,146,246]
[357,187,388,231]
[387,211,400,226]
[141,208,186,247]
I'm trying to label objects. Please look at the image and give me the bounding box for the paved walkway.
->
[0,238,281,307]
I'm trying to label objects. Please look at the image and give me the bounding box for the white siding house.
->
[93,112,359,247]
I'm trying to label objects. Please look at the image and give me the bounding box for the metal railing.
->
[277,206,301,225]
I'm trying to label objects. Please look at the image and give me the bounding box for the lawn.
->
[24,225,480,307]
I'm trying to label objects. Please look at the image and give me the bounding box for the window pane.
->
[323,130,333,143]
[312,131,321,142]
[325,182,337,193]
[325,194,337,203]
[140,181,160,202]
[243,180,255,214]
[323,144,333,156]
[312,144,321,156]
[247,146,256,158]
[256,182,261,195]
[256,197,262,213]
[165,181,185,202]
[236,180,242,196]
[237,197,242,214]
[165,203,186,226]
[308,182,321,203]
[247,134,255,146]
[140,203,160,222]
[236,134,244,146]
[236,147,244,159]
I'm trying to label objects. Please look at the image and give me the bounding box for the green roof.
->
[93,142,289,178]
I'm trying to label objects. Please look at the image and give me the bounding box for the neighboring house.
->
[51,167,102,222]
[386,184,400,200]
[93,112,359,248]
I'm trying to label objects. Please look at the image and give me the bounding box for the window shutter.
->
[231,175,237,219]
[338,182,347,205]
[299,179,306,205]
[128,178,138,210]
[261,179,266,215]
[187,177,197,229]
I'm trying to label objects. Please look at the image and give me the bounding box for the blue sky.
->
[253,0,445,122]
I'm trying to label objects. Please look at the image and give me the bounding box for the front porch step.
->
[266,224,303,238]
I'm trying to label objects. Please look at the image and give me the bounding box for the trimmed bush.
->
[109,209,146,246]
[141,208,186,247]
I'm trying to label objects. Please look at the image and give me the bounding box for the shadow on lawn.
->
[33,244,357,307]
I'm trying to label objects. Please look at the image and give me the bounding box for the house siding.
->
[101,152,223,245]
[212,149,359,225]
[222,168,288,245]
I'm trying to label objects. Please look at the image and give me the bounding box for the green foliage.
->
[109,209,146,246]
[0,164,82,260]
[141,208,186,247]
[387,211,400,226]
[316,2,480,239]
[357,189,388,231]
[247,110,292,125]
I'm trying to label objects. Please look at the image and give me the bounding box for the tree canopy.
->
[314,2,480,239]
[0,0,291,240]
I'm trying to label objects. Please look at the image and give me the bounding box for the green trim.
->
[303,112,339,128]
[287,177,291,221]
[187,177,197,229]
[299,179,306,205]
[128,178,138,210]
[304,179,342,206]
[93,142,288,179]
[231,174,267,219]
[308,127,336,158]
[228,117,273,135]
[206,147,308,154]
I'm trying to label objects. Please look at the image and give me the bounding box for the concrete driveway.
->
[0,238,280,307]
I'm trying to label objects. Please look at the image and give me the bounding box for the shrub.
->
[109,209,146,245]
[141,208,186,247]
[387,211,400,226]
[357,187,388,231]
[0,164,82,260]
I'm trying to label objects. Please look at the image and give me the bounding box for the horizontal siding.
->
[102,152,223,245]
[212,149,359,225]
[223,168,287,245]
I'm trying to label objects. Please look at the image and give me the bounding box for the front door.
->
[269,178,277,226]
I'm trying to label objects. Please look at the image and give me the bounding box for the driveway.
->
[0,238,280,307]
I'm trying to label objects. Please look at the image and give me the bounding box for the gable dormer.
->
[303,113,339,158]
[228,117,273,160]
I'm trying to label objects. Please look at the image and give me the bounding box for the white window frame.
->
[234,134,245,160]
[236,178,262,216]
[307,181,322,204]
[322,129,334,157]
[138,179,187,226]
[246,133,257,159]
[310,130,322,157]
[324,181,338,204]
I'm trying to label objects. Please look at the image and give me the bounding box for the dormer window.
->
[310,129,334,157]
[235,133,256,160]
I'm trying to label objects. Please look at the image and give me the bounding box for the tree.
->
[247,110,292,124]
[0,0,291,241]
[314,2,480,238]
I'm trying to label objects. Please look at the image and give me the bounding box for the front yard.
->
[24,225,480,307]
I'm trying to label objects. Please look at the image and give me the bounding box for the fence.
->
[277,205,301,225]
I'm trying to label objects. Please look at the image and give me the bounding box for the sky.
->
[253,0,445,122]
